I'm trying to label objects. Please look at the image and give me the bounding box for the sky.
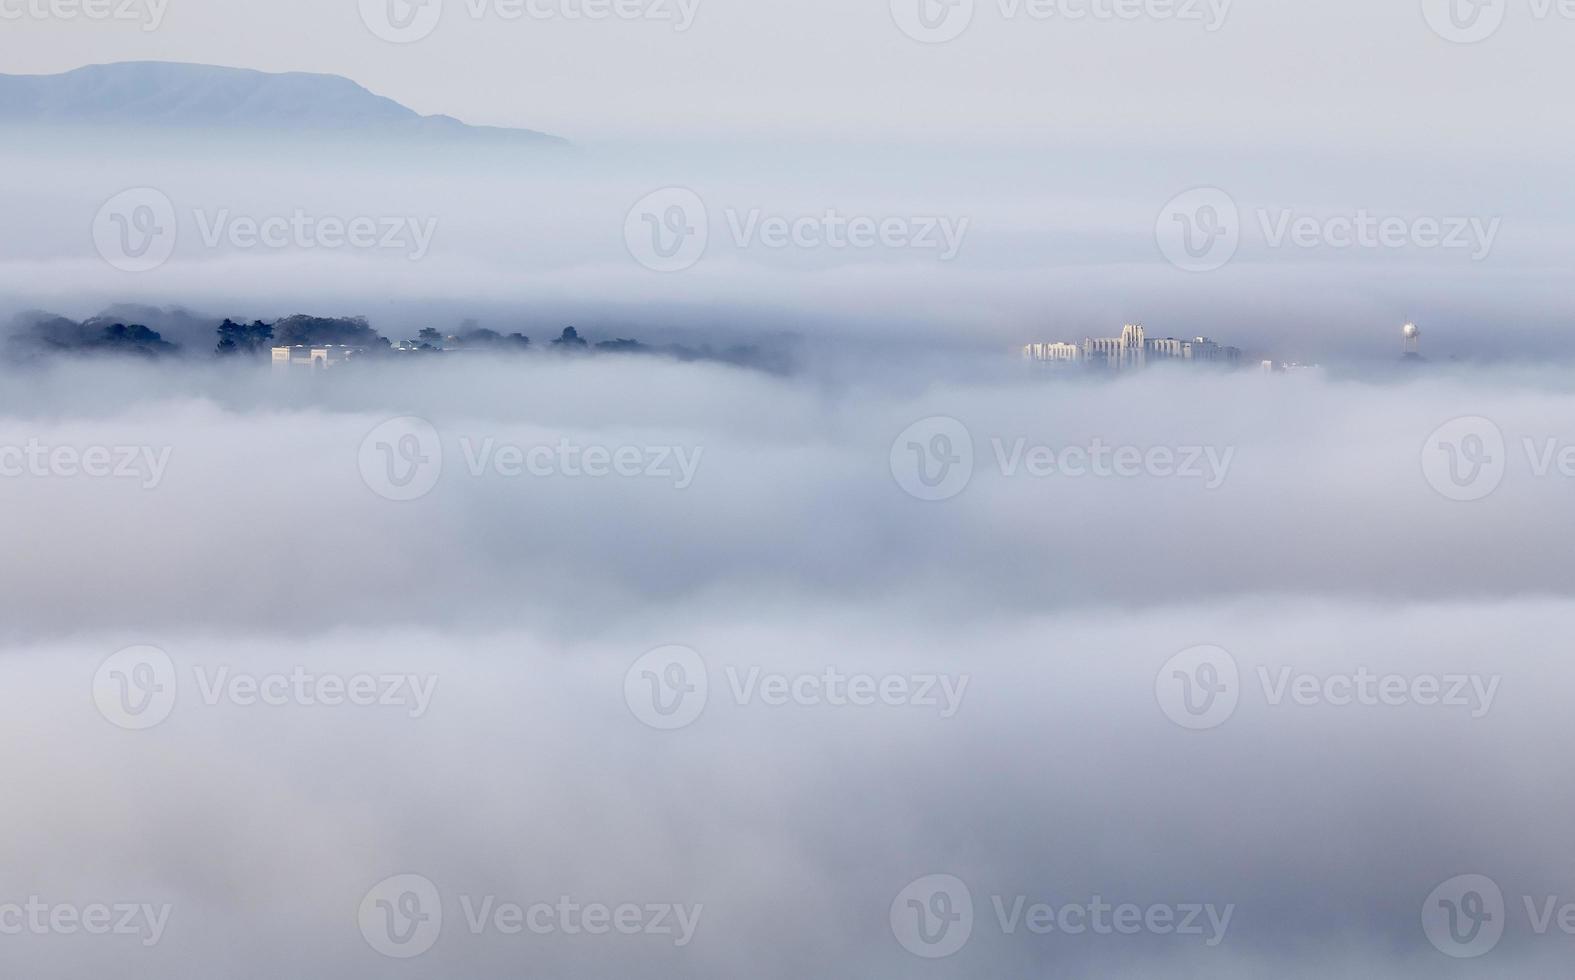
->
[0,0,1563,147]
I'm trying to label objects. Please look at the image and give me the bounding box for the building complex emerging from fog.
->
[271,345,365,371]
[1023,324,1243,371]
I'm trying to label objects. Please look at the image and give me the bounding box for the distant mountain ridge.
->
[0,62,564,144]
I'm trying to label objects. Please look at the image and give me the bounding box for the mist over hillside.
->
[0,103,1566,363]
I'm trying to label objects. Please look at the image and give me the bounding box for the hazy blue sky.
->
[0,0,1564,146]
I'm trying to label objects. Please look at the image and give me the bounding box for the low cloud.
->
[0,356,1571,636]
[1,352,1569,976]
[4,598,1573,977]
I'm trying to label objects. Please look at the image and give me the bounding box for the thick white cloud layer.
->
[0,355,1572,634]
[4,600,1574,978]
[1,355,1571,976]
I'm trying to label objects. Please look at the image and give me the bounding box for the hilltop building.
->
[271,345,364,371]
[1022,341,1084,363]
[1022,324,1241,371]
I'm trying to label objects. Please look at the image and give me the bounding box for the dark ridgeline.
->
[2,307,793,375]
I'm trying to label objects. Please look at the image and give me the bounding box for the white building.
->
[1082,323,1146,370]
[1142,335,1242,364]
[271,345,363,371]
[1023,324,1241,372]
[1148,336,1187,359]
[1022,341,1083,363]
[1180,336,1228,362]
